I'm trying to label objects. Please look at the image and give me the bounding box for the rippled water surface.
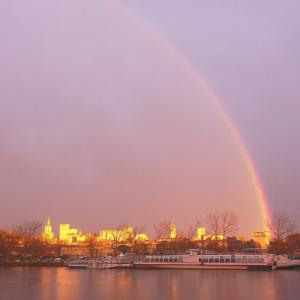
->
[0,268,300,300]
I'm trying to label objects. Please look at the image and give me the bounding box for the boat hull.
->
[68,265,88,269]
[276,263,300,270]
[134,263,272,270]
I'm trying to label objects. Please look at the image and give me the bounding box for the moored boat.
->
[274,255,300,269]
[134,250,274,270]
[68,255,133,269]
[68,259,90,269]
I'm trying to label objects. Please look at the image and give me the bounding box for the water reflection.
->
[0,268,299,300]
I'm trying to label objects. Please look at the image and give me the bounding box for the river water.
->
[0,268,299,300]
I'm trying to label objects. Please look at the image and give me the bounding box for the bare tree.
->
[109,224,133,255]
[269,213,296,241]
[86,233,97,257]
[186,221,202,240]
[220,212,239,237]
[205,214,220,237]
[132,225,146,239]
[0,230,19,259]
[15,221,43,256]
[153,221,171,242]
[15,221,42,238]
[206,213,239,239]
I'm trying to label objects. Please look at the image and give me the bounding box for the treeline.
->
[268,213,299,254]
[0,213,299,260]
[0,221,58,260]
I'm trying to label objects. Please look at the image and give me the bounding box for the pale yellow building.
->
[42,217,56,242]
[59,224,86,245]
[97,227,133,242]
[252,231,270,249]
[169,224,177,239]
[196,227,206,240]
[134,233,149,242]
[193,227,224,241]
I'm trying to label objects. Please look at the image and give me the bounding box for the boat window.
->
[160,258,163,262]
[151,258,154,262]
[209,258,214,263]
[164,258,168,262]
[203,257,209,263]
[225,257,230,263]
[231,257,236,263]
[169,258,173,262]
[242,256,247,262]
[220,257,224,263]
[155,258,159,262]
[214,258,220,263]
[174,258,178,262]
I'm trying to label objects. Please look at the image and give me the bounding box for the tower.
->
[43,217,54,241]
[197,227,206,239]
[170,223,177,239]
[59,224,70,241]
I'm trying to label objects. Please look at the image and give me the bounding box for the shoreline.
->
[0,262,66,267]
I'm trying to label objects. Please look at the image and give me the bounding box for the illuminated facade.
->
[42,217,56,242]
[98,227,134,242]
[59,224,86,245]
[196,227,206,239]
[134,233,149,242]
[170,224,177,239]
[252,231,270,249]
[193,227,224,241]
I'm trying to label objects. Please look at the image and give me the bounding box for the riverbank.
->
[0,261,66,267]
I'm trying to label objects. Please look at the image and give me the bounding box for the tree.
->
[220,212,239,237]
[86,233,97,257]
[0,230,19,259]
[269,213,296,241]
[186,221,202,240]
[132,226,146,238]
[110,224,133,255]
[205,214,220,237]
[206,212,239,239]
[153,221,171,242]
[15,221,42,239]
[15,221,43,256]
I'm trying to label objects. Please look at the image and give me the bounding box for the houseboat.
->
[134,250,274,270]
[68,255,133,269]
[274,255,300,269]
[68,259,90,269]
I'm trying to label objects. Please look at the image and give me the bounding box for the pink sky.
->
[1,0,298,235]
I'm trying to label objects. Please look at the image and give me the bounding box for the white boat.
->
[274,255,300,269]
[96,255,133,269]
[69,255,132,269]
[68,259,90,269]
[134,250,274,270]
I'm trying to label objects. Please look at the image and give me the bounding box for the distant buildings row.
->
[42,217,270,249]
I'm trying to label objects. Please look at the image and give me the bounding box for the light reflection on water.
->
[0,268,300,300]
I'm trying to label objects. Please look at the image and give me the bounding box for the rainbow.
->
[106,1,271,229]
